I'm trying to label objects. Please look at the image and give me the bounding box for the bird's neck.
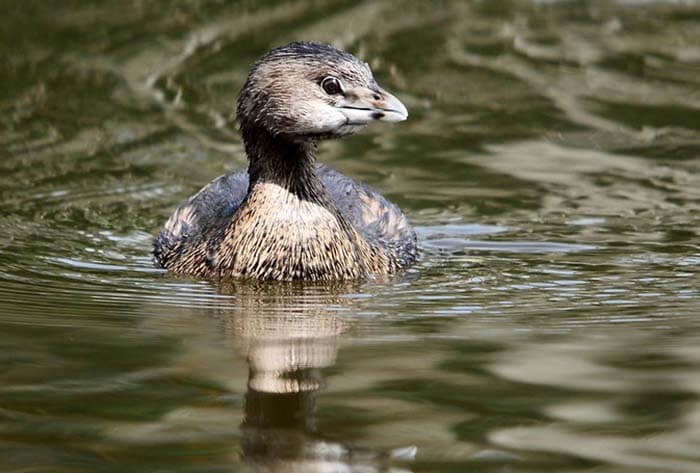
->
[242,126,323,198]
[230,125,395,280]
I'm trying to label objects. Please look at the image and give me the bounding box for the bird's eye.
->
[320,76,343,95]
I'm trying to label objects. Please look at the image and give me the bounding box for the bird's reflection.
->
[215,280,414,473]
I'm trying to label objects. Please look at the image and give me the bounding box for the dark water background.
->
[2,1,700,472]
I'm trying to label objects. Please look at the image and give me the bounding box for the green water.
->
[2,1,700,471]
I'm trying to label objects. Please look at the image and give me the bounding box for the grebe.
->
[154,42,416,280]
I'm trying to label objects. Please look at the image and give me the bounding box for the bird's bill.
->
[336,85,408,125]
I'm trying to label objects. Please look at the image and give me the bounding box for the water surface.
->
[2,1,700,472]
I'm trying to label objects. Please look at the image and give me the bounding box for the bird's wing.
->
[154,171,248,264]
[318,164,415,253]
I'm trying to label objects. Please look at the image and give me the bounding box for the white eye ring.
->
[320,76,343,95]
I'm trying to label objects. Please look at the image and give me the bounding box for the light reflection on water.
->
[1,0,700,472]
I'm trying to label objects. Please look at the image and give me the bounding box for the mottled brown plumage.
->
[154,42,416,281]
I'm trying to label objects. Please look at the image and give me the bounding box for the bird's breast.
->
[213,182,368,280]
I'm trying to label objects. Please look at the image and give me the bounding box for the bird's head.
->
[237,41,408,140]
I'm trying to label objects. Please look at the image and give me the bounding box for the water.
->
[2,0,700,471]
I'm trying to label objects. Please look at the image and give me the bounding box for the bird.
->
[154,41,417,281]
